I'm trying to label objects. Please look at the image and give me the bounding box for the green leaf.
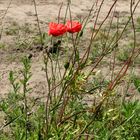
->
[133,78,140,93]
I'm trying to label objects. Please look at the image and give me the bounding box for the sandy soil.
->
[0,0,139,25]
[0,0,140,98]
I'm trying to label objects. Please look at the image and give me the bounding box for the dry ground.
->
[0,0,140,99]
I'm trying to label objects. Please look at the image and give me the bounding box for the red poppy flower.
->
[48,22,67,36]
[66,21,82,33]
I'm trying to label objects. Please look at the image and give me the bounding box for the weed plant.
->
[0,0,140,139]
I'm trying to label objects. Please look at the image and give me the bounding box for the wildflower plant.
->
[0,0,140,139]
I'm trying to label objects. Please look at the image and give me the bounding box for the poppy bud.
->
[64,62,70,69]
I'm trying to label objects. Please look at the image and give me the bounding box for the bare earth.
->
[0,0,140,99]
